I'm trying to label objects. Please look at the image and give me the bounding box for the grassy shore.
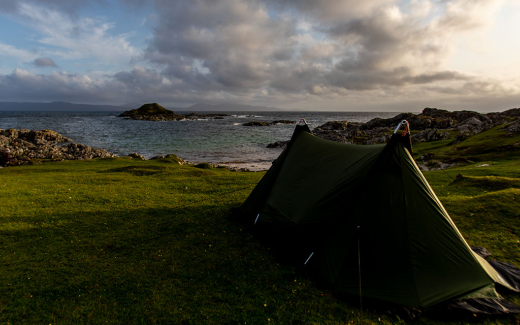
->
[2,128,520,324]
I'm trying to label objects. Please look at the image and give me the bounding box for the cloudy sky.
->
[0,0,519,111]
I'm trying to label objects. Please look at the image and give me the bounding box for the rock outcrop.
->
[119,103,228,121]
[0,129,115,166]
[266,107,520,148]
[243,120,296,126]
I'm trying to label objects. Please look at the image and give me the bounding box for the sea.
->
[0,111,400,170]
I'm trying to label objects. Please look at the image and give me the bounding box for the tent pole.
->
[304,252,314,265]
[357,225,363,312]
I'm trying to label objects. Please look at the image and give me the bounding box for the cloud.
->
[0,0,518,110]
[138,0,519,106]
[15,3,138,63]
[0,68,108,102]
[0,2,140,68]
[0,0,104,15]
[264,0,397,22]
[0,42,36,62]
[33,57,58,68]
[437,0,505,31]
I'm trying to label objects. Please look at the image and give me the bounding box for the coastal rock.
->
[266,140,289,148]
[128,153,145,160]
[314,121,350,131]
[271,120,296,125]
[149,154,186,164]
[0,135,9,147]
[243,120,296,126]
[421,107,481,122]
[360,113,415,130]
[456,117,484,135]
[501,120,520,133]
[267,107,515,149]
[0,128,115,166]
[243,121,271,126]
[412,129,450,142]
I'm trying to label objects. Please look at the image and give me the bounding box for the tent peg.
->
[254,213,260,225]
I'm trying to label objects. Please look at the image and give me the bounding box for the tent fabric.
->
[239,125,519,310]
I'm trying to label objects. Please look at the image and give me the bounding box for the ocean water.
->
[0,111,399,170]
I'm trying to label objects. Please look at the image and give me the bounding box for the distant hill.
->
[0,102,123,111]
[183,103,281,111]
[119,103,144,108]
[0,101,282,112]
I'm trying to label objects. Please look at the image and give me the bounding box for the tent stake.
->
[254,213,260,225]
[357,225,363,312]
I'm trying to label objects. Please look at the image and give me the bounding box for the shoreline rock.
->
[0,129,116,166]
[243,120,296,126]
[267,107,520,148]
[0,130,256,172]
[266,107,520,170]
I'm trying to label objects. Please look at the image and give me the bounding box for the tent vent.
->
[304,252,314,265]
[254,213,260,225]
[298,118,308,126]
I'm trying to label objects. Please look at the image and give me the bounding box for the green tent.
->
[239,123,519,311]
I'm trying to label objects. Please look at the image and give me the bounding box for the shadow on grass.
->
[2,204,339,324]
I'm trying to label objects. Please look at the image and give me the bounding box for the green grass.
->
[2,131,520,324]
[412,125,520,163]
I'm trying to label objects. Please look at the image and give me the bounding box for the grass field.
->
[2,129,520,324]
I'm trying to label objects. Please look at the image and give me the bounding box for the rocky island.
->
[118,103,228,121]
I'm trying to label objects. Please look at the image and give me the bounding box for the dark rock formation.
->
[128,153,145,160]
[149,154,186,164]
[266,107,520,149]
[243,120,296,126]
[266,140,289,148]
[271,120,296,125]
[243,121,272,126]
[412,129,450,142]
[119,103,229,121]
[0,129,115,166]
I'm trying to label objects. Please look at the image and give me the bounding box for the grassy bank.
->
[1,148,520,324]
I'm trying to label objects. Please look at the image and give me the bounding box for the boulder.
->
[501,120,520,134]
[412,129,451,142]
[457,117,484,135]
[314,121,350,131]
[194,162,212,169]
[266,140,289,148]
[128,153,145,160]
